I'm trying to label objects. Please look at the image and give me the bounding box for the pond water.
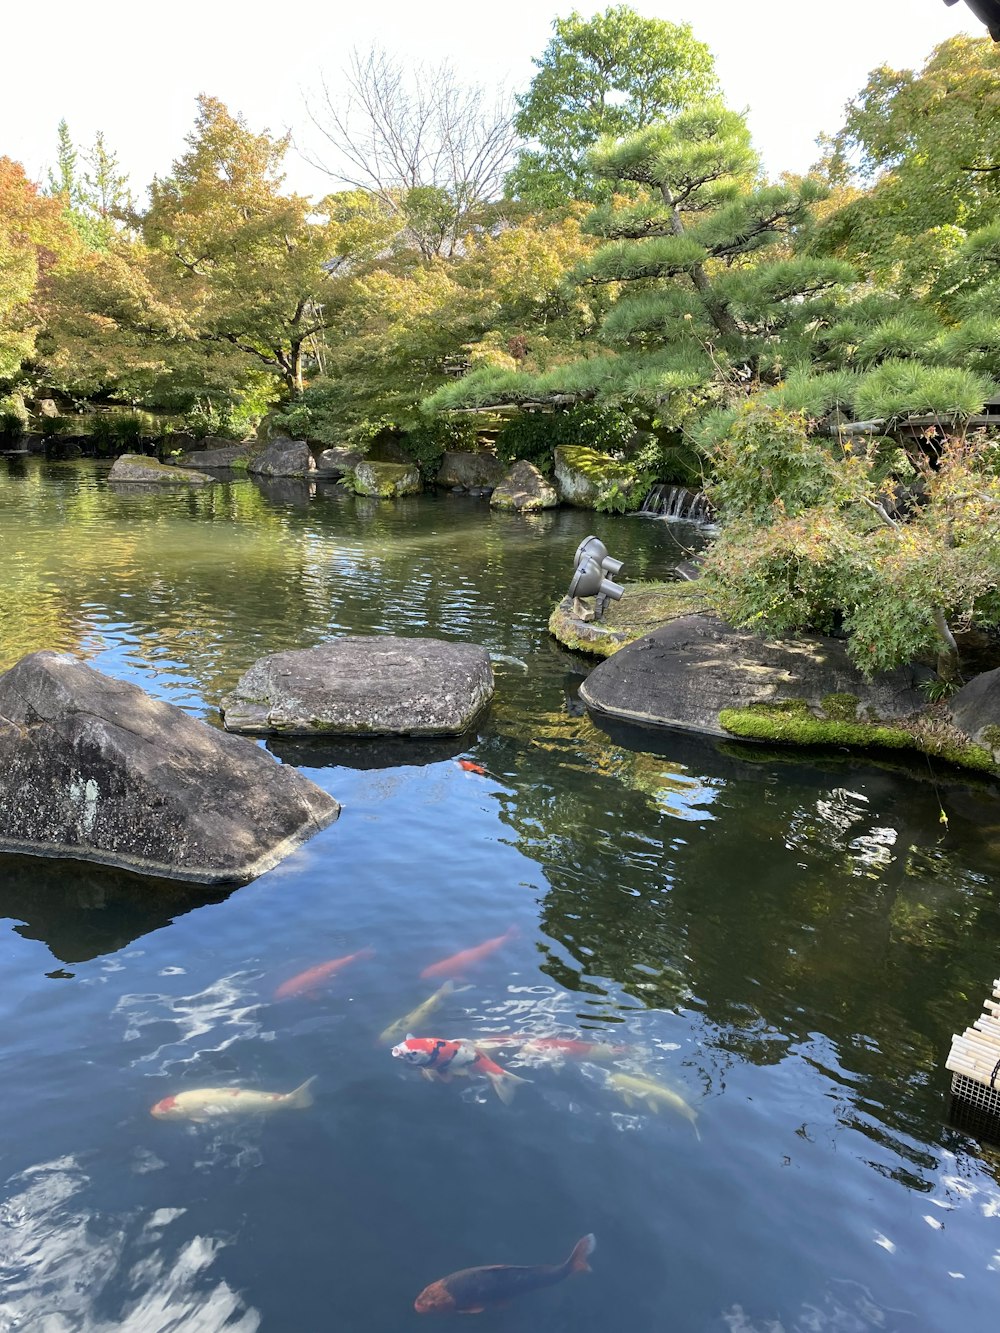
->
[1,457,1000,1333]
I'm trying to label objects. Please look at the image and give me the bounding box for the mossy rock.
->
[549,580,710,657]
[553,445,636,509]
[350,460,422,498]
[719,704,997,775]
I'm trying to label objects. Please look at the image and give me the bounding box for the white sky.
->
[2,1,984,199]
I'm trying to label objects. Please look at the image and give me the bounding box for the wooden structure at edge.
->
[946,977,1000,1138]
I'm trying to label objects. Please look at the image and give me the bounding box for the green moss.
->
[982,725,1000,749]
[549,580,710,656]
[349,460,422,498]
[821,692,859,721]
[229,456,249,473]
[719,705,996,775]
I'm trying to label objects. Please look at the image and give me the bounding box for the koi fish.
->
[609,1071,700,1138]
[391,1036,529,1105]
[378,980,472,1047]
[150,1076,316,1122]
[420,927,517,980]
[415,1233,595,1314]
[274,946,375,1001]
[457,759,486,775]
[476,1034,627,1063]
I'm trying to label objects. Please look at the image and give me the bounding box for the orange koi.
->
[420,927,517,981]
[457,759,486,775]
[415,1233,595,1313]
[274,946,375,1001]
[391,1036,530,1105]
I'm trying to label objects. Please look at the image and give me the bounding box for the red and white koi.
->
[391,1036,529,1105]
[150,1077,316,1122]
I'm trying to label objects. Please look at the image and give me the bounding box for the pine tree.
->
[428,101,853,425]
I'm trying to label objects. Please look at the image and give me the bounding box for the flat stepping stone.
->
[220,636,494,737]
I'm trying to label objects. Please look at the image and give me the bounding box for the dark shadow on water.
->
[0,853,234,963]
[269,731,470,771]
[250,476,315,508]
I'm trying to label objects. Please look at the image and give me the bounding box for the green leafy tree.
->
[813,36,1000,287]
[507,5,718,206]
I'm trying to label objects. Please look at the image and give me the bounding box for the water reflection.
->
[0,1157,259,1332]
[0,855,233,963]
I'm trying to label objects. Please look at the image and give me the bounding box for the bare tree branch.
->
[303,46,520,258]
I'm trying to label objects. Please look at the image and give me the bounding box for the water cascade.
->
[639,484,714,524]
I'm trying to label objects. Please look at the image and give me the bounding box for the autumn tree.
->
[142,96,367,397]
[0,158,75,383]
[507,5,718,206]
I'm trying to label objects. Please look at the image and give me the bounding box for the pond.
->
[1,456,999,1333]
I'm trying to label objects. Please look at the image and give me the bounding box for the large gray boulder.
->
[248,437,314,478]
[0,652,339,884]
[580,613,926,737]
[436,450,504,490]
[220,637,494,737]
[314,446,363,479]
[108,454,213,485]
[949,669,1000,756]
[490,459,559,512]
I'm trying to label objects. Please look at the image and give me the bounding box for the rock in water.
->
[436,451,504,490]
[0,652,340,884]
[490,459,559,512]
[220,637,494,737]
[349,460,422,498]
[580,613,926,736]
[247,437,314,478]
[108,454,214,485]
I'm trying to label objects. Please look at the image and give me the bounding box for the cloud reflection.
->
[113,972,267,1074]
[0,1157,259,1332]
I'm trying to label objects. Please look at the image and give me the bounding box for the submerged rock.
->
[220,637,494,736]
[248,437,314,478]
[580,613,927,737]
[180,443,251,469]
[0,651,339,884]
[490,459,558,512]
[436,450,504,490]
[349,460,422,498]
[108,454,213,485]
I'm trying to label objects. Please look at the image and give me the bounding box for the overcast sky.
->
[3,1,983,199]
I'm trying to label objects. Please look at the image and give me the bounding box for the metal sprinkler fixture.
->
[567,535,625,622]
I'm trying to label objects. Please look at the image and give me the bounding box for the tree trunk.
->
[660,184,740,340]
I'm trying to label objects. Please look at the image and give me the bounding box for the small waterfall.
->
[638,483,714,524]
